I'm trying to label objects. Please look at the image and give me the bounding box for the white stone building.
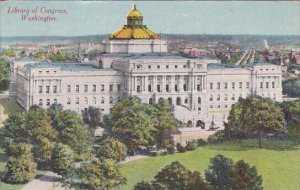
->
[9,5,283,129]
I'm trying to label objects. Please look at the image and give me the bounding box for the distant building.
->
[9,5,283,129]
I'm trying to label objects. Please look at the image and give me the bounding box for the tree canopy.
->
[226,97,286,148]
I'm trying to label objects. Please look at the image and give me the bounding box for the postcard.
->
[0,1,300,190]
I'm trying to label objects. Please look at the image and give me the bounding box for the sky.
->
[0,1,300,37]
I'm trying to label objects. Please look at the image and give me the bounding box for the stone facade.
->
[8,5,283,130]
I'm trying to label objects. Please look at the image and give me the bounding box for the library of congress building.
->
[9,5,283,129]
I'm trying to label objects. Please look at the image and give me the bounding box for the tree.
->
[205,155,233,190]
[47,103,64,125]
[282,78,300,97]
[51,143,75,179]
[5,48,16,57]
[226,97,286,148]
[108,97,156,153]
[281,100,300,140]
[150,99,178,150]
[25,106,57,167]
[154,161,209,190]
[53,110,92,155]
[2,143,36,184]
[0,112,26,148]
[48,51,66,62]
[133,181,167,190]
[82,106,102,132]
[230,160,263,190]
[94,137,127,162]
[68,158,126,190]
[0,58,9,92]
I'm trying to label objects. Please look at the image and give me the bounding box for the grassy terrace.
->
[0,99,24,115]
[119,140,300,190]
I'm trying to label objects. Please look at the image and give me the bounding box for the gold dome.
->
[127,4,143,18]
[110,4,160,40]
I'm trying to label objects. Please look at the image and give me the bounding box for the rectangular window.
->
[46,86,50,94]
[224,82,228,89]
[260,82,263,88]
[93,85,96,92]
[84,85,88,92]
[175,84,178,92]
[148,85,152,92]
[246,82,250,89]
[266,82,269,88]
[38,86,42,93]
[239,82,242,89]
[157,85,161,92]
[232,82,235,89]
[197,85,200,91]
[166,85,170,92]
[76,85,79,92]
[137,86,141,92]
[272,82,275,88]
[109,84,113,92]
[166,65,169,69]
[175,65,178,69]
[217,82,220,89]
[53,86,57,93]
[183,84,187,91]
[101,85,104,91]
[67,85,71,93]
[210,83,213,90]
[117,84,121,92]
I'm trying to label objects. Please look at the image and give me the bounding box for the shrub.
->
[166,146,175,154]
[176,143,186,153]
[186,140,198,151]
[197,139,207,146]
[208,130,225,144]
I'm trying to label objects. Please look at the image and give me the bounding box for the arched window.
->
[184,98,188,104]
[168,97,172,104]
[67,98,71,105]
[149,98,153,104]
[176,97,181,105]
[93,97,96,104]
[159,97,164,103]
[39,99,43,106]
[231,94,235,100]
[224,94,228,101]
[217,94,220,101]
[109,96,113,104]
[84,97,88,104]
[76,97,79,104]
[209,95,213,101]
[46,99,50,106]
[198,97,201,104]
[54,99,58,104]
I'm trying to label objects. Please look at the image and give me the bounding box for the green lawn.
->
[119,140,300,190]
[0,98,24,115]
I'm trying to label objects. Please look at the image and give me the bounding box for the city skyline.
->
[0,1,300,37]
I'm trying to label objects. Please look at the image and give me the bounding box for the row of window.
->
[209,82,250,90]
[38,96,117,106]
[136,64,194,70]
[259,81,276,89]
[38,70,57,74]
[209,94,246,101]
[137,84,203,92]
[38,84,122,94]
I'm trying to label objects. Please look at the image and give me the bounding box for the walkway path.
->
[21,171,63,190]
[21,155,148,190]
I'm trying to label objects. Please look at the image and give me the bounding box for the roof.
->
[24,61,117,73]
[208,62,277,70]
[127,4,143,18]
[110,26,159,39]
